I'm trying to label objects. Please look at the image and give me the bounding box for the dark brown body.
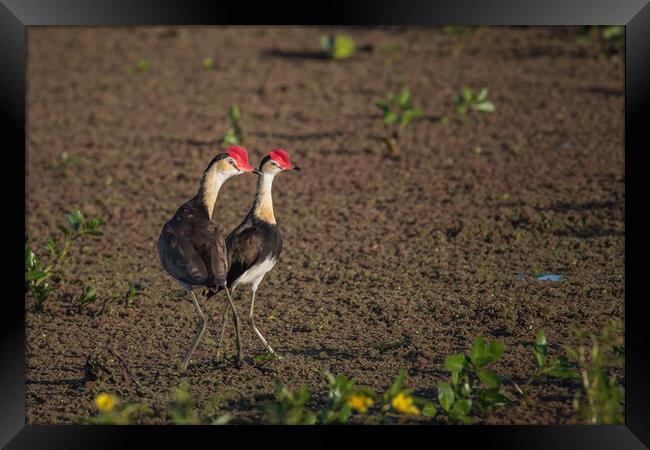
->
[226,211,283,288]
[158,197,228,289]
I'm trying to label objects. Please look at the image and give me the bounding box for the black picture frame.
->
[4,1,649,448]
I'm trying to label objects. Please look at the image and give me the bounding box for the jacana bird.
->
[213,149,302,360]
[157,146,258,370]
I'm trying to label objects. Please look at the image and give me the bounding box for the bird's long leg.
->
[223,284,242,365]
[215,292,232,360]
[248,287,281,359]
[179,289,207,371]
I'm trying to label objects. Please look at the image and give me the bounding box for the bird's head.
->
[207,146,260,177]
[258,148,302,176]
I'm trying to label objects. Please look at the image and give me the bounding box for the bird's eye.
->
[271,161,278,167]
[229,159,237,167]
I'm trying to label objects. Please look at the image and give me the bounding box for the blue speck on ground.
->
[535,274,562,282]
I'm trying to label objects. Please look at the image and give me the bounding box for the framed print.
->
[3,0,649,448]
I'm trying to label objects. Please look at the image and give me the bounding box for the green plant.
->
[25,209,104,311]
[319,34,356,60]
[265,381,317,425]
[75,285,98,311]
[124,283,143,308]
[130,58,151,74]
[202,56,215,70]
[529,330,577,385]
[222,105,245,145]
[601,26,624,53]
[453,86,495,121]
[168,380,231,425]
[374,88,423,159]
[443,26,473,36]
[317,372,377,424]
[381,369,436,420]
[566,321,624,424]
[169,381,202,424]
[437,336,510,423]
[86,393,152,425]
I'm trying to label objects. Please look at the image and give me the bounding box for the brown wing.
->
[226,223,263,286]
[158,198,229,288]
[158,226,210,286]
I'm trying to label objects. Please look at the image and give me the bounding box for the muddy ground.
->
[25,26,624,424]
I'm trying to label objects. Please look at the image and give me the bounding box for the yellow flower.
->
[391,392,420,415]
[347,394,374,413]
[95,393,117,413]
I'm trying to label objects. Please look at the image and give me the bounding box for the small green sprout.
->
[443,26,472,36]
[265,381,317,425]
[601,26,624,53]
[129,58,152,74]
[25,209,104,311]
[318,372,379,424]
[320,34,356,60]
[567,321,624,424]
[453,86,495,121]
[75,285,98,311]
[374,88,423,159]
[202,56,215,70]
[86,393,152,425]
[124,283,143,308]
[438,336,510,423]
[222,105,245,145]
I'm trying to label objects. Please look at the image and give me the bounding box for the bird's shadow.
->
[261,49,328,60]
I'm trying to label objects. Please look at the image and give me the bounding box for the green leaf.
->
[476,88,488,102]
[400,108,422,129]
[437,382,455,412]
[535,330,548,348]
[223,133,239,145]
[303,414,318,425]
[422,403,437,418]
[202,56,215,70]
[374,99,390,115]
[477,369,501,389]
[451,398,472,417]
[65,209,84,230]
[445,354,467,373]
[228,105,241,123]
[322,34,355,60]
[331,34,356,59]
[385,369,406,401]
[25,245,36,269]
[396,89,412,109]
[26,270,47,281]
[542,357,578,379]
[462,86,473,101]
[474,101,495,113]
[319,35,331,52]
[470,336,487,365]
[384,111,399,125]
[486,340,504,361]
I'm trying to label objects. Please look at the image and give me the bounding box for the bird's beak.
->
[292,165,303,173]
[253,169,262,175]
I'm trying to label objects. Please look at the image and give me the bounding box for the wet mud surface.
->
[26,26,624,424]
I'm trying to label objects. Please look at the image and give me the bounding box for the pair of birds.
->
[157,146,301,370]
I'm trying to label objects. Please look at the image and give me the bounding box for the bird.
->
[157,145,258,370]
[212,148,302,361]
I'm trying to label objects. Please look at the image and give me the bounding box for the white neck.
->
[253,173,276,224]
[201,171,230,220]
